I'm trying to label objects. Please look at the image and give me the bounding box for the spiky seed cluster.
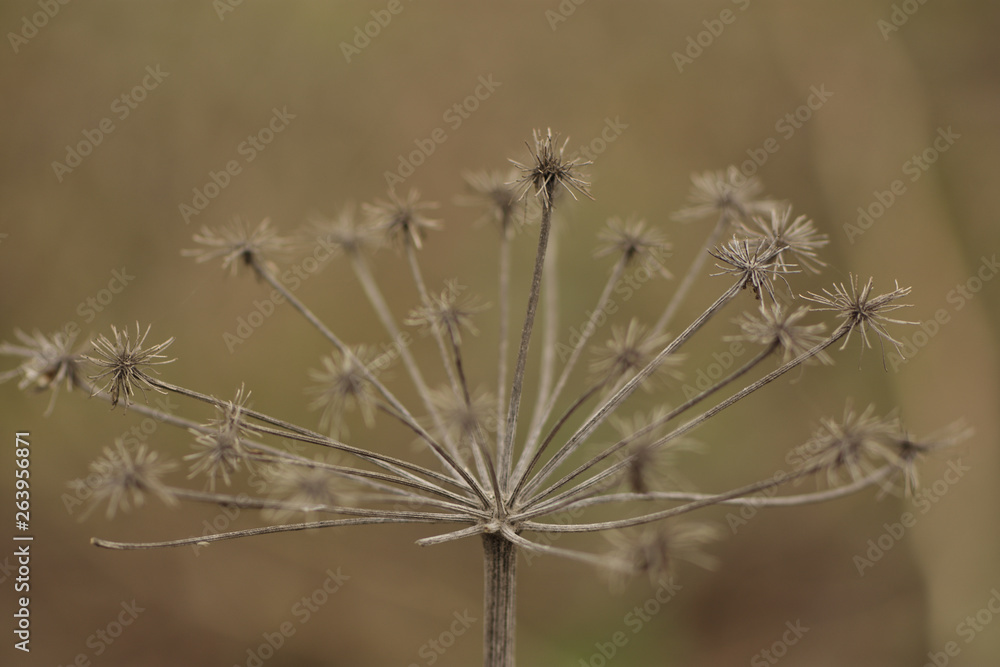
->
[307,346,379,437]
[185,386,257,490]
[795,403,903,486]
[594,216,672,273]
[0,329,85,415]
[731,304,833,365]
[457,169,523,235]
[802,275,915,362]
[589,320,680,388]
[429,385,495,451]
[306,205,380,257]
[672,166,776,222]
[606,523,719,587]
[265,462,346,519]
[86,324,175,411]
[891,421,973,496]
[610,408,694,494]
[739,205,829,273]
[363,188,441,250]
[510,128,593,206]
[711,237,795,304]
[405,280,489,344]
[85,441,177,519]
[184,216,290,277]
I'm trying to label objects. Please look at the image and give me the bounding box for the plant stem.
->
[482,533,517,667]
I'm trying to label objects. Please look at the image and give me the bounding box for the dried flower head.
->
[730,304,833,365]
[610,407,696,494]
[589,320,681,388]
[796,402,903,486]
[307,346,379,437]
[605,522,719,588]
[802,275,915,364]
[185,385,257,490]
[0,329,85,415]
[363,188,441,250]
[429,385,495,451]
[594,216,672,275]
[84,441,177,519]
[183,216,291,277]
[711,237,796,304]
[738,205,828,273]
[672,166,777,222]
[305,204,380,257]
[457,169,523,236]
[888,421,973,497]
[405,280,489,344]
[85,323,175,412]
[265,461,347,519]
[509,128,593,206]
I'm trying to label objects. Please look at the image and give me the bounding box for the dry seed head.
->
[801,274,915,365]
[85,323,175,412]
[183,216,291,277]
[362,188,441,250]
[509,128,593,206]
[589,319,682,389]
[84,440,177,519]
[729,304,833,365]
[185,385,257,491]
[0,329,86,415]
[738,204,828,274]
[307,346,379,437]
[672,166,778,222]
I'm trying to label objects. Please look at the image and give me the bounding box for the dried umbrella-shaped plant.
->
[1,130,970,666]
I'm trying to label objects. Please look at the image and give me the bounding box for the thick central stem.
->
[482,533,517,667]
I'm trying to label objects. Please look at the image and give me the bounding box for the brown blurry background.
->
[2,2,999,666]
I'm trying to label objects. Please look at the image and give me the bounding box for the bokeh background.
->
[2,2,999,666]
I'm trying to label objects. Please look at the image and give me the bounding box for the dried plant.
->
[2,129,969,667]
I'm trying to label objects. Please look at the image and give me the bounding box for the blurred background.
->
[2,1,998,665]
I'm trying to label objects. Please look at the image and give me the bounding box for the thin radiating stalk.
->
[516,280,744,503]
[147,376,487,507]
[523,220,560,474]
[92,515,458,551]
[500,195,555,490]
[495,222,512,455]
[350,252,461,460]
[518,340,779,511]
[652,209,732,336]
[248,255,478,494]
[519,324,851,516]
[519,463,895,534]
[556,466,899,511]
[482,534,517,667]
[516,255,628,482]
